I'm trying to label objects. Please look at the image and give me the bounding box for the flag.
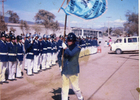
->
[61,0,107,20]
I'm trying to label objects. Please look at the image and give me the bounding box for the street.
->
[0,45,139,100]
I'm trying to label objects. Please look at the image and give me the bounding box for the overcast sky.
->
[2,0,138,29]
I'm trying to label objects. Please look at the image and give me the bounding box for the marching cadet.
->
[90,37,94,54]
[85,36,89,55]
[51,37,57,65]
[33,34,40,73]
[38,36,43,70]
[0,32,9,84]
[8,35,17,81]
[93,37,98,53]
[24,33,31,70]
[16,35,24,78]
[46,35,52,68]
[58,33,84,100]
[42,34,48,70]
[25,36,34,76]
[79,36,86,57]
[57,35,63,52]
[5,34,10,80]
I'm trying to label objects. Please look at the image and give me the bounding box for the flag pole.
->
[61,0,69,69]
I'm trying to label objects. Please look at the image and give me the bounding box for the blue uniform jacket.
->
[8,42,17,62]
[79,39,86,48]
[38,41,43,54]
[42,40,48,54]
[58,43,81,75]
[57,39,62,50]
[46,40,52,53]
[33,40,39,55]
[93,40,98,47]
[88,39,91,47]
[52,41,57,53]
[24,39,30,53]
[26,43,34,59]
[0,40,8,62]
[17,43,24,61]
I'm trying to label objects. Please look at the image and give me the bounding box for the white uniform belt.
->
[28,53,33,55]
[43,48,47,50]
[80,44,85,46]
[34,49,38,51]
[17,53,23,55]
[0,53,7,55]
[8,53,17,56]
[47,47,52,49]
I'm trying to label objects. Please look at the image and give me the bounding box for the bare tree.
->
[123,11,138,35]
[7,10,19,23]
[20,20,30,34]
[51,21,60,32]
[34,9,60,32]
[113,29,123,36]
[32,24,42,33]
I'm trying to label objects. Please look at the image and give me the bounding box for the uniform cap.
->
[26,33,30,38]
[11,35,16,40]
[5,34,9,38]
[43,34,47,38]
[33,34,39,38]
[38,36,42,40]
[1,32,6,37]
[67,32,76,41]
[47,35,51,39]
[17,35,22,40]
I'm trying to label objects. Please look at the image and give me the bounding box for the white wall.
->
[7,23,71,37]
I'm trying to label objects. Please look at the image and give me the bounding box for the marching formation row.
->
[0,32,99,84]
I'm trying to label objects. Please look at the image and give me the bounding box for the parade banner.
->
[61,0,107,20]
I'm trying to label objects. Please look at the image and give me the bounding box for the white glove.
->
[30,39,33,44]
[62,42,67,49]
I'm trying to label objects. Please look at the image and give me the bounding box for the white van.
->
[110,36,139,54]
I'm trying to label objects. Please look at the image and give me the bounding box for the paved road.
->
[0,44,139,100]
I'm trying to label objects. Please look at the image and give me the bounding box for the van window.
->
[128,38,137,43]
[132,38,137,42]
[128,38,133,43]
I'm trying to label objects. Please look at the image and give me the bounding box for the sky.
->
[1,0,139,29]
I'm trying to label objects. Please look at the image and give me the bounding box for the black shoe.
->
[21,72,24,76]
[42,69,47,71]
[13,79,17,81]
[9,79,14,81]
[16,77,23,79]
[38,70,42,72]
[2,81,9,83]
[28,74,34,76]
[33,72,39,74]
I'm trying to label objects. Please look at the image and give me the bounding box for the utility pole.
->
[0,0,6,20]
[106,17,111,37]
